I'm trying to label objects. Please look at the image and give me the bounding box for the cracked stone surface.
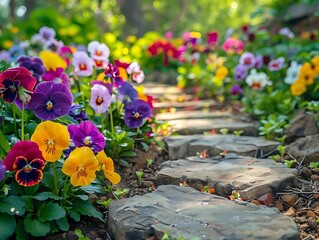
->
[166,119,257,135]
[164,134,279,160]
[108,185,300,240]
[156,156,297,200]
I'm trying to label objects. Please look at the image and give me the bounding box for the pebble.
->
[312,168,319,175]
[89,194,98,203]
[310,175,319,182]
[257,193,273,206]
[281,194,297,206]
[307,217,317,230]
[283,207,296,217]
[307,210,317,218]
[250,200,260,205]
[274,200,284,211]
[301,167,313,179]
[296,216,307,224]
[300,223,309,230]
[142,180,154,188]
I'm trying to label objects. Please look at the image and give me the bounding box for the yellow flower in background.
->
[311,56,319,75]
[212,77,223,87]
[291,80,306,96]
[96,151,121,184]
[216,66,228,80]
[126,35,137,43]
[39,50,67,71]
[299,62,316,86]
[62,147,99,187]
[3,40,13,49]
[31,121,70,162]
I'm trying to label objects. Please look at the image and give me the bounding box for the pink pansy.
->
[42,67,70,88]
[222,38,244,54]
[268,57,285,71]
[59,46,73,66]
[239,52,256,69]
[126,62,145,84]
[88,41,110,60]
[72,51,94,76]
[90,84,112,114]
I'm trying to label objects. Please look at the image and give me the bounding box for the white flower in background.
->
[88,41,110,69]
[246,69,271,90]
[279,27,295,39]
[284,61,301,85]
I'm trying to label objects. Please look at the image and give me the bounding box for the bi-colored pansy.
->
[72,51,94,76]
[3,141,45,187]
[96,151,121,184]
[268,57,285,71]
[31,121,70,162]
[62,147,99,187]
[246,69,271,90]
[90,84,112,114]
[68,120,105,153]
[239,52,256,69]
[124,99,152,129]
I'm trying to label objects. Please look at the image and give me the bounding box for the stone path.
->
[108,83,301,239]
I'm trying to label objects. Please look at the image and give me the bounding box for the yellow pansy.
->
[299,62,316,85]
[311,56,319,75]
[62,147,99,187]
[31,121,70,162]
[291,80,307,96]
[216,66,228,80]
[96,151,121,184]
[39,50,67,71]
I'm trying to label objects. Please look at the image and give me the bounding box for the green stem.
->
[21,103,25,141]
[53,162,59,195]
[101,113,105,135]
[12,105,17,137]
[0,100,4,133]
[109,107,115,137]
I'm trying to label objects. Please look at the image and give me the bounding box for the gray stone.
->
[285,112,319,143]
[156,110,234,121]
[143,83,182,98]
[156,156,297,200]
[164,134,280,160]
[286,134,319,164]
[153,99,219,111]
[167,119,257,135]
[108,185,300,240]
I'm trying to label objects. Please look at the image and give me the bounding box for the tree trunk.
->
[24,0,37,18]
[116,0,149,37]
[9,0,15,21]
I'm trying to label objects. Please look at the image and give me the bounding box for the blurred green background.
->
[0,0,318,46]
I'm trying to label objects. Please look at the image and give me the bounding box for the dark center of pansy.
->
[46,101,54,110]
[76,166,88,178]
[272,63,279,68]
[95,60,103,67]
[79,64,87,71]
[252,82,261,89]
[24,164,32,173]
[44,138,56,155]
[83,136,92,146]
[244,58,251,65]
[134,112,140,119]
[95,50,103,56]
[96,97,103,105]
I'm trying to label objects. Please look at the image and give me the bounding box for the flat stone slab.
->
[143,83,183,98]
[108,185,300,240]
[167,119,257,135]
[164,134,279,159]
[153,99,219,110]
[156,156,297,200]
[156,110,234,121]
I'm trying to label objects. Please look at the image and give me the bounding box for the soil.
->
[43,142,319,240]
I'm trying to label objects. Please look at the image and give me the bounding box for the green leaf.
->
[56,216,70,231]
[24,215,50,237]
[0,131,10,153]
[72,198,104,221]
[21,196,34,212]
[42,172,55,189]
[15,219,29,240]
[309,162,319,168]
[119,151,137,157]
[140,142,149,152]
[75,195,89,201]
[38,202,66,221]
[33,192,62,201]
[0,196,25,216]
[0,213,16,239]
[69,209,80,222]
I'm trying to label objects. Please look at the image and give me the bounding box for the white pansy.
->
[284,61,301,85]
[246,69,271,90]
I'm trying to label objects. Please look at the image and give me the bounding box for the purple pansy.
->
[69,104,89,123]
[254,55,264,69]
[105,64,124,87]
[17,56,46,82]
[124,99,152,129]
[0,50,10,61]
[28,81,73,120]
[38,26,56,43]
[230,84,243,96]
[268,57,285,71]
[233,65,248,82]
[68,120,105,153]
[117,82,138,104]
[239,52,256,69]
[0,160,6,181]
[42,67,70,87]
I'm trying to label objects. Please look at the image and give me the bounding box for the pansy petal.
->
[104,171,121,184]
[15,168,43,187]
[13,156,28,171]
[30,158,45,170]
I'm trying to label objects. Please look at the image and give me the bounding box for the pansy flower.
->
[126,62,145,84]
[0,50,10,61]
[206,32,218,47]
[88,41,110,69]
[39,50,67,71]
[222,38,244,54]
[299,62,316,86]
[118,81,138,104]
[284,61,301,85]
[230,84,243,96]
[124,99,152,129]
[291,80,306,96]
[246,69,271,90]
[38,26,56,43]
[3,141,45,187]
[233,65,248,82]
[90,84,112,114]
[311,57,319,75]
[216,66,228,80]
[239,52,256,69]
[254,55,264,69]
[96,151,121,184]
[9,45,24,61]
[69,104,89,122]
[72,51,94,76]
[28,81,72,120]
[104,64,124,86]
[268,57,285,71]
[68,120,105,153]
[0,67,36,104]
[31,121,70,162]
[62,147,99,187]
[17,56,46,82]
[0,160,6,181]
[42,67,70,87]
